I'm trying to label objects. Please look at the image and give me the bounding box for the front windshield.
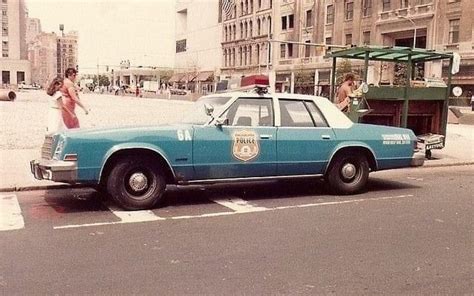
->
[180,96,232,124]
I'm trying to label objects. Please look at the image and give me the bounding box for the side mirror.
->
[215,117,229,127]
[204,103,214,116]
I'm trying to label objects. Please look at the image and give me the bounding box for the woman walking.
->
[46,77,75,134]
[60,67,89,128]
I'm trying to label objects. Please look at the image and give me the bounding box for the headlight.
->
[53,138,65,160]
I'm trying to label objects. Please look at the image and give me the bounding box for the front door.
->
[193,97,276,180]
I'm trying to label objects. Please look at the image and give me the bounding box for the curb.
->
[0,162,472,193]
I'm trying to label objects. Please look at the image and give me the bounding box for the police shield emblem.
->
[232,130,260,162]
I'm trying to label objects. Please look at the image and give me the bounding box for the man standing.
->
[336,73,355,111]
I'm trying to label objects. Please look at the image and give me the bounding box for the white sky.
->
[25,0,176,73]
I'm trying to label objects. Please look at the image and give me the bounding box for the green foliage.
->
[93,75,110,86]
[336,59,352,85]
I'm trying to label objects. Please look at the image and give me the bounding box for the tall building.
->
[220,0,474,96]
[0,0,31,86]
[28,32,57,87]
[220,0,274,80]
[172,0,222,93]
[26,15,41,44]
[56,30,78,77]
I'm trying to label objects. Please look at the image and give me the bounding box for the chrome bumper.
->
[30,159,77,183]
[411,152,425,167]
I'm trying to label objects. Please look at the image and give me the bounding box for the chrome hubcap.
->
[128,172,148,192]
[341,163,357,180]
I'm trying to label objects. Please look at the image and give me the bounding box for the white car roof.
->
[202,91,353,129]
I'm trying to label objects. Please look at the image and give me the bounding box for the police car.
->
[31,77,424,210]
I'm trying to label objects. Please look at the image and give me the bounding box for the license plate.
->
[426,142,444,150]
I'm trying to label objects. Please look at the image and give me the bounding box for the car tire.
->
[106,156,166,210]
[326,153,369,195]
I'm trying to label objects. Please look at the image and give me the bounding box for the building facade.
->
[220,0,473,97]
[274,0,474,96]
[0,0,31,86]
[172,0,223,93]
[56,31,78,77]
[220,0,274,80]
[26,16,41,44]
[28,32,57,87]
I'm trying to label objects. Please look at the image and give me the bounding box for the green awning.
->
[325,46,453,63]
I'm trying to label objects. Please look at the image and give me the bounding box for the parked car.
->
[169,88,188,95]
[30,90,424,210]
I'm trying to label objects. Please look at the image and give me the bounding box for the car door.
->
[193,96,277,180]
[276,98,336,175]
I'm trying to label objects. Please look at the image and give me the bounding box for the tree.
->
[93,75,110,87]
[336,58,353,85]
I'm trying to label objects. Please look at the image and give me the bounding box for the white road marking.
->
[210,197,268,212]
[106,203,165,223]
[0,194,25,231]
[53,194,414,230]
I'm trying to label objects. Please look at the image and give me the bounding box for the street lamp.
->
[397,15,417,48]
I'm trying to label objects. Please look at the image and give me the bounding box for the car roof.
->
[205,91,328,102]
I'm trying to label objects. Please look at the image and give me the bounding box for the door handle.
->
[260,134,273,139]
[321,135,331,140]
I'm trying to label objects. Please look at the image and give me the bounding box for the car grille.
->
[41,135,54,159]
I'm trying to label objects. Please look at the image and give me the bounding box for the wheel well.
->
[99,149,176,187]
[326,147,377,173]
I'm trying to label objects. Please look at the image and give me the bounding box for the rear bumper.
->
[30,159,77,183]
[411,152,425,167]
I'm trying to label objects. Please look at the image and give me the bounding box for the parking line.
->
[105,203,165,223]
[210,197,268,213]
[54,194,414,230]
[0,194,25,231]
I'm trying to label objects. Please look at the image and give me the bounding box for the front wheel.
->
[106,156,166,210]
[326,153,369,195]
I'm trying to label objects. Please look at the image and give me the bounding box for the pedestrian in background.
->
[60,68,89,128]
[336,73,355,111]
[45,77,75,134]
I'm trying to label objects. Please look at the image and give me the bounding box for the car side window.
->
[279,100,315,127]
[305,101,329,127]
[222,98,274,127]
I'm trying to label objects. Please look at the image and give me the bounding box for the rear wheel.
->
[326,153,369,195]
[106,156,166,210]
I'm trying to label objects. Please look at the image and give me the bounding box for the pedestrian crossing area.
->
[0,189,415,232]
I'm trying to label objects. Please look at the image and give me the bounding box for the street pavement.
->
[0,166,472,294]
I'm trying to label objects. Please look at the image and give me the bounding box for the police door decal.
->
[232,130,260,162]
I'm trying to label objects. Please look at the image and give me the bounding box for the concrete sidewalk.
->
[0,123,472,192]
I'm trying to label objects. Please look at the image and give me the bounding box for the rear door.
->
[276,99,336,175]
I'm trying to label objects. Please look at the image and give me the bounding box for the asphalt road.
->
[0,166,472,295]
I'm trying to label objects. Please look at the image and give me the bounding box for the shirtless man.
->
[336,73,355,111]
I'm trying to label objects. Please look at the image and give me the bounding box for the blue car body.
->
[31,92,424,209]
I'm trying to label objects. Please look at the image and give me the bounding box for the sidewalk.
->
[0,123,472,192]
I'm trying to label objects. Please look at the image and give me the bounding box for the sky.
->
[25,0,176,73]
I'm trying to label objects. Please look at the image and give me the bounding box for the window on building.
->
[288,14,294,29]
[305,40,311,57]
[258,0,261,9]
[417,0,431,4]
[2,71,10,84]
[240,1,244,16]
[382,0,391,12]
[256,44,260,64]
[345,1,353,20]
[1,10,6,16]
[250,0,253,13]
[17,72,25,84]
[2,26,8,36]
[249,20,253,37]
[325,37,332,45]
[449,19,460,44]
[281,16,287,30]
[288,44,294,58]
[346,34,352,45]
[306,10,313,27]
[362,0,372,16]
[239,47,243,65]
[326,5,334,24]
[400,0,409,8]
[257,19,261,35]
[249,45,252,64]
[363,31,371,45]
[176,39,186,53]
[280,44,286,58]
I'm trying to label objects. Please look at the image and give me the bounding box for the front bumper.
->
[30,159,77,183]
[411,152,425,167]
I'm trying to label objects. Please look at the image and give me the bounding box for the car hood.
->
[60,124,194,141]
